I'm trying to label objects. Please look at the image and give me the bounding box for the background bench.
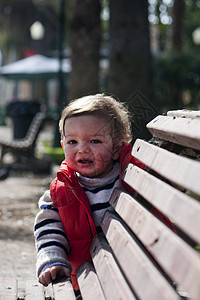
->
[1,109,200,299]
[0,111,46,172]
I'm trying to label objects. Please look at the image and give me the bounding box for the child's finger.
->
[50,266,58,281]
[39,270,51,286]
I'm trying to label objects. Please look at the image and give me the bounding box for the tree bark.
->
[169,0,186,108]
[108,0,154,103]
[108,0,156,142]
[69,0,101,100]
[171,0,185,52]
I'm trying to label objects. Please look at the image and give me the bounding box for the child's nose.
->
[78,142,90,153]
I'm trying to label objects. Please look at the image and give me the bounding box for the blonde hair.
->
[59,93,132,145]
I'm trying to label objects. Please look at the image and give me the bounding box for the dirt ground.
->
[0,172,52,297]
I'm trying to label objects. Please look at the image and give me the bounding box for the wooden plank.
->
[109,189,200,300]
[90,234,136,300]
[0,278,17,300]
[77,261,106,300]
[132,139,200,196]
[146,115,200,150]
[167,109,200,119]
[102,211,181,300]
[53,278,76,300]
[25,280,45,300]
[122,164,200,244]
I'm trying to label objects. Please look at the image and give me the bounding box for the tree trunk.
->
[69,0,101,100]
[108,0,156,142]
[108,0,154,104]
[171,0,185,52]
[169,0,186,108]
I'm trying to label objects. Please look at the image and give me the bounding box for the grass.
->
[44,145,65,164]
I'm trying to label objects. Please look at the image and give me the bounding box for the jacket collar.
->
[57,160,75,182]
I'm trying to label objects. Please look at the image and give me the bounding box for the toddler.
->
[34,93,172,291]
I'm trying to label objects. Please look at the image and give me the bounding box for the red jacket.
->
[50,144,174,290]
[50,160,97,290]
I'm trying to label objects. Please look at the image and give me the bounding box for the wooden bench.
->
[0,111,46,171]
[1,109,200,299]
[77,109,200,300]
[0,277,77,300]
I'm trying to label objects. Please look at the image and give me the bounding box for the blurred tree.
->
[108,0,154,105]
[108,0,157,142]
[184,0,200,54]
[0,0,58,61]
[167,0,186,107]
[68,0,101,99]
[152,0,200,110]
[171,0,185,52]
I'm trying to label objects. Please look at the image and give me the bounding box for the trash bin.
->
[6,100,41,139]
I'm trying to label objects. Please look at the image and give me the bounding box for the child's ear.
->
[60,140,64,148]
[112,141,124,160]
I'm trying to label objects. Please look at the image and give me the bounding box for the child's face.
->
[62,114,119,178]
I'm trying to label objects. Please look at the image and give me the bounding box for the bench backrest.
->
[77,110,200,300]
[22,111,46,146]
[0,111,46,151]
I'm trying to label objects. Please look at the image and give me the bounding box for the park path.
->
[0,172,52,295]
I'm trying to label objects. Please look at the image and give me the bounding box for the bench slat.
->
[90,234,136,300]
[53,279,76,300]
[0,278,17,300]
[146,115,200,150]
[109,189,200,300]
[132,139,200,196]
[167,109,200,118]
[77,261,106,300]
[102,211,181,300]
[25,280,45,300]
[123,164,200,244]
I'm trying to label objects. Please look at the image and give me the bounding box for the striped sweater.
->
[34,162,120,277]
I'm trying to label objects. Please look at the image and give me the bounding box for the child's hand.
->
[39,265,71,286]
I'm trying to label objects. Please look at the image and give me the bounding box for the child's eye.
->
[68,140,77,144]
[91,139,101,144]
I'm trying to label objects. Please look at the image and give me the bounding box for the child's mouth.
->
[78,159,92,164]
